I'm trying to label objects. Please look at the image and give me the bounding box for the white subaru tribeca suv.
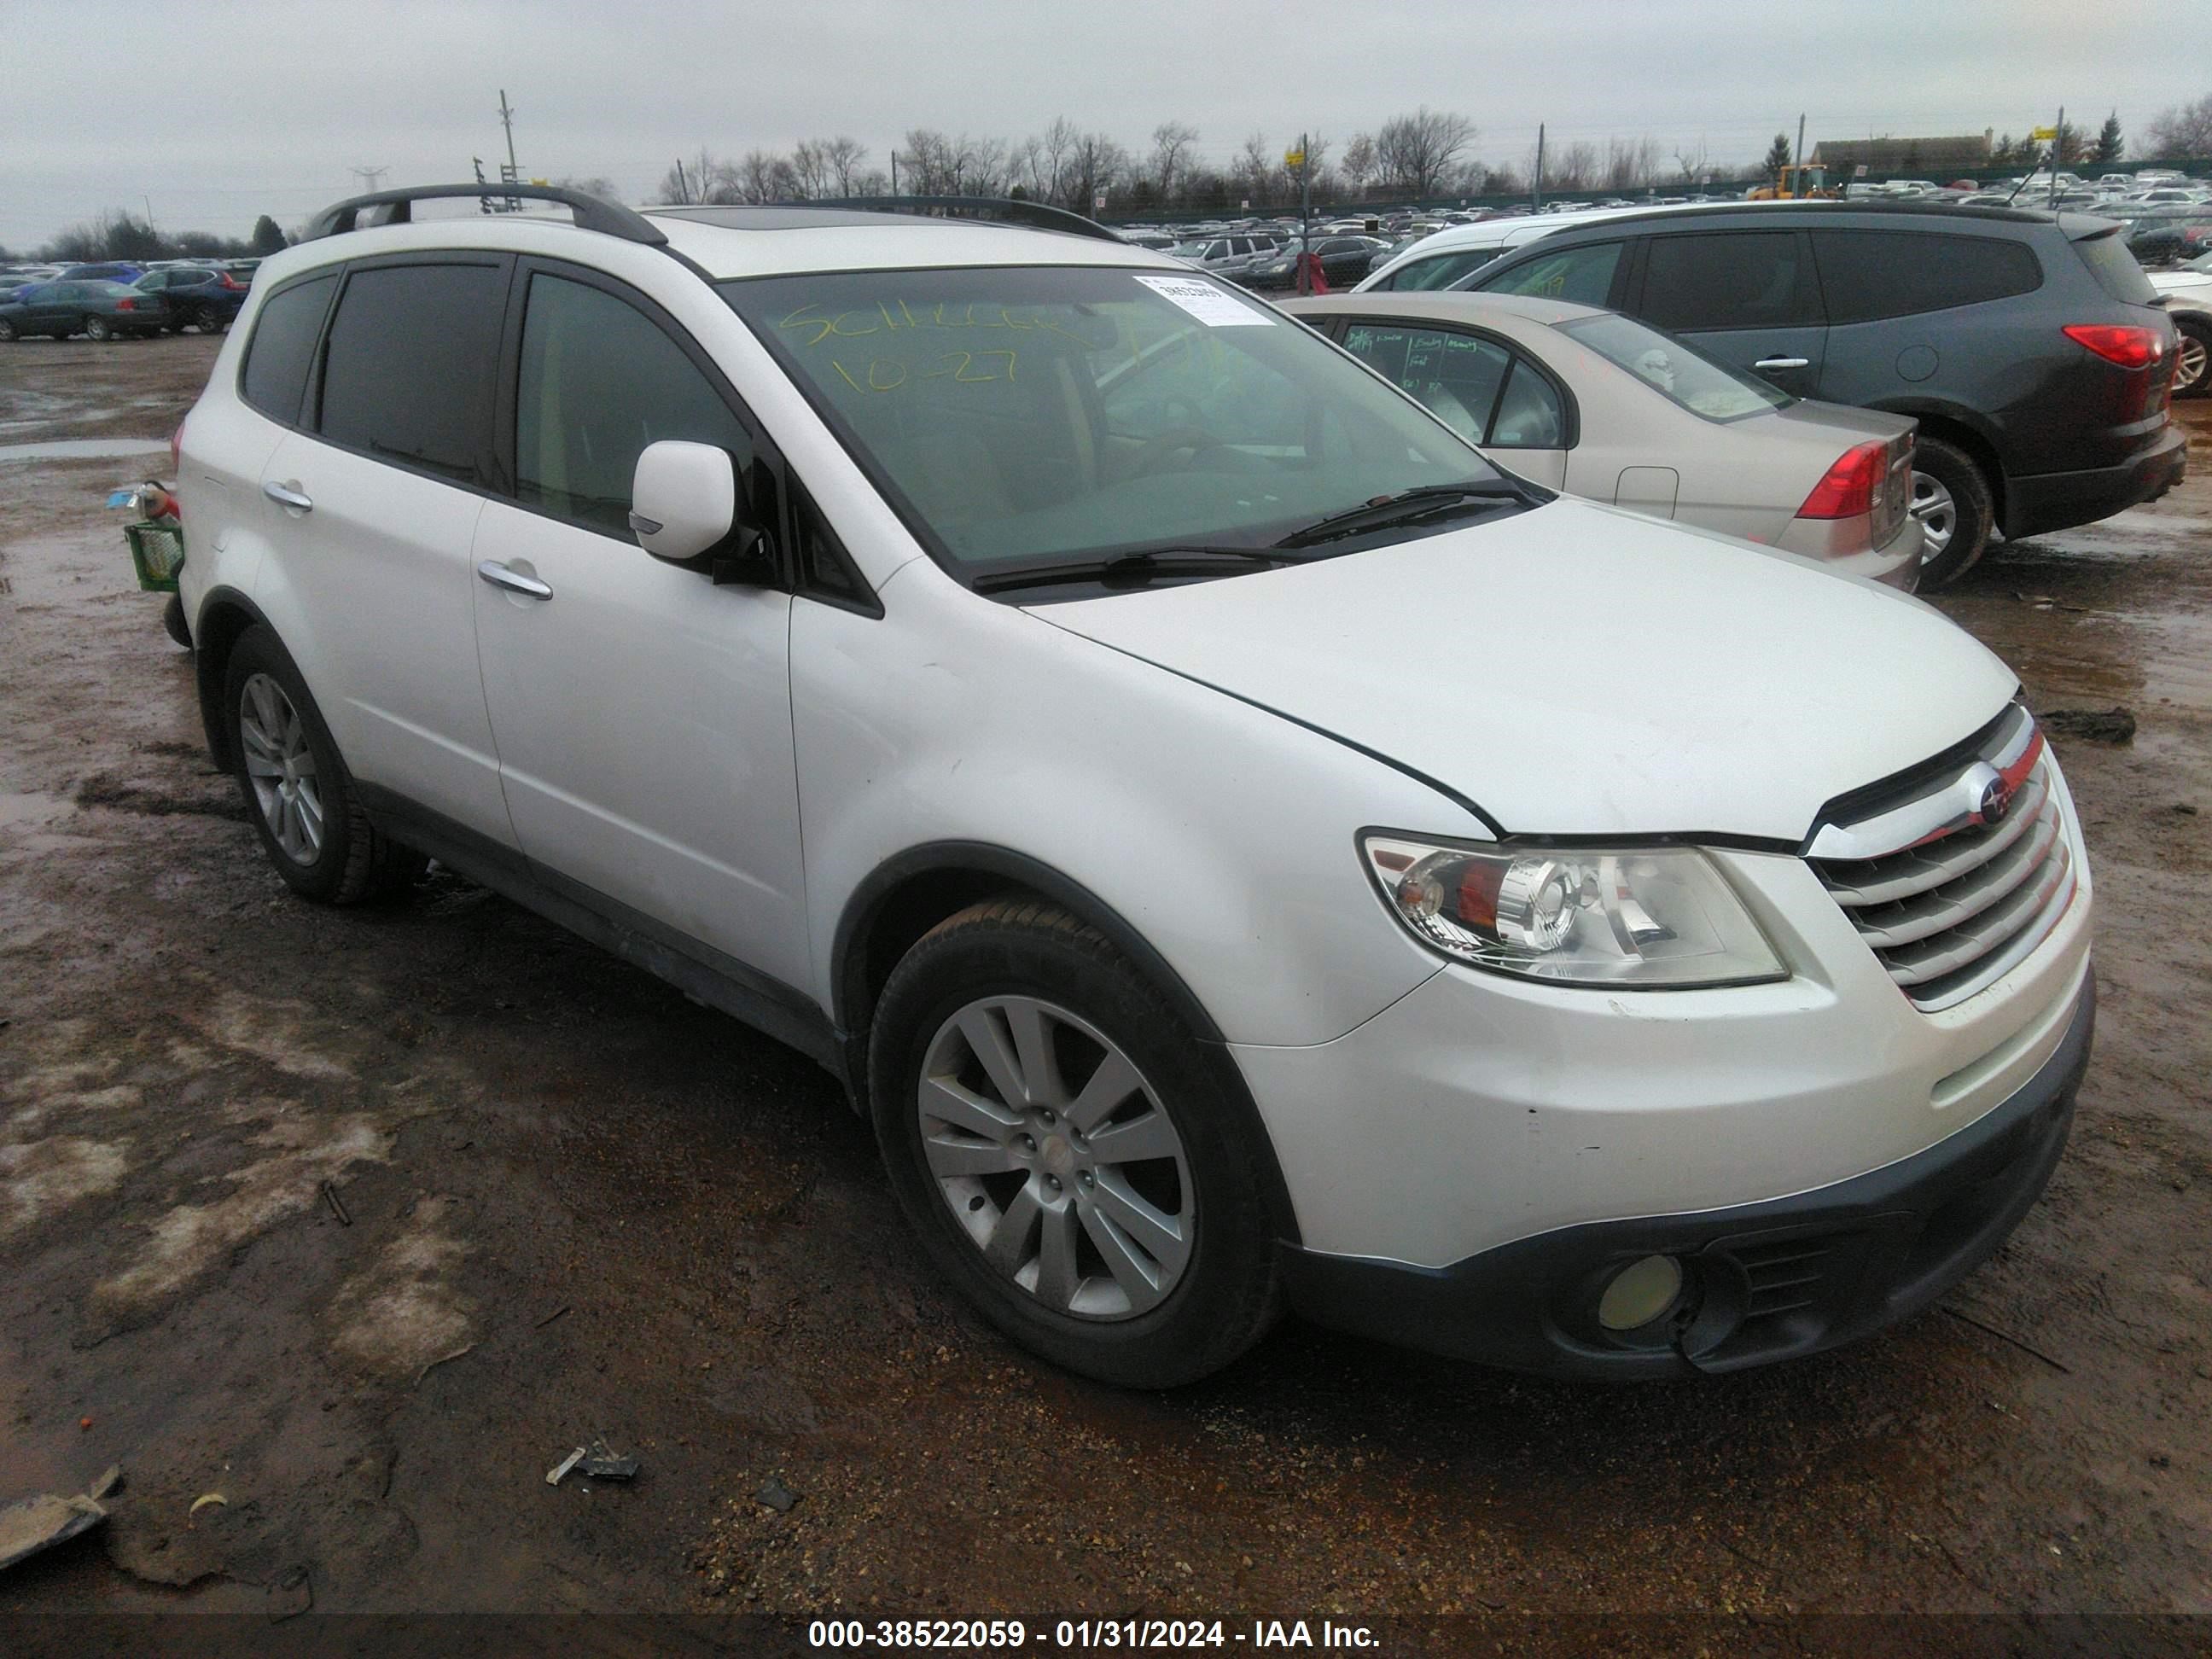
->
[172,186,2093,1387]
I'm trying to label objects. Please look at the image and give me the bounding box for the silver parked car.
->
[1285,291,1924,588]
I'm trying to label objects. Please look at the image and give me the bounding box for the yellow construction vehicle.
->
[1749,164,1837,200]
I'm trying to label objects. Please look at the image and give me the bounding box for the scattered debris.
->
[580,1440,641,1481]
[546,1439,640,1487]
[2171,803,2200,817]
[78,1417,92,1431]
[187,1493,228,1522]
[1943,1306,2072,1373]
[87,1466,123,1502]
[0,1490,107,1573]
[269,1562,314,1621]
[533,1304,571,1330]
[321,1180,352,1226]
[755,1475,799,1514]
[412,1342,474,1388]
[2038,706,2136,745]
[2011,591,2090,614]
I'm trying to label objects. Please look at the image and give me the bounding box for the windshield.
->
[722,265,1504,574]
[1557,313,1792,422]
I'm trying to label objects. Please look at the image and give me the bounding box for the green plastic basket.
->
[125,521,185,593]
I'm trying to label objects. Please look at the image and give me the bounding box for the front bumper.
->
[1279,975,2091,1378]
[2004,420,2187,540]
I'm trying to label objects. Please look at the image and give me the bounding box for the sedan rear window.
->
[1557,312,1791,422]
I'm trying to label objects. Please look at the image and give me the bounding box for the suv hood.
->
[1032,498,2017,842]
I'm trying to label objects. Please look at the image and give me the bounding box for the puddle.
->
[0,439,167,464]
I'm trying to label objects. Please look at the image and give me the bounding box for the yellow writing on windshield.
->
[829,350,1018,393]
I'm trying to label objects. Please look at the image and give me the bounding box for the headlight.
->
[1359,833,1787,989]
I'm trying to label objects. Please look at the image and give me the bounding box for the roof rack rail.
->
[301,183,667,247]
[791,195,1125,244]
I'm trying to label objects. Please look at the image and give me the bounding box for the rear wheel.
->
[0,317,15,342]
[1908,435,1994,587]
[2173,317,2210,400]
[83,314,113,341]
[223,626,423,904]
[198,307,228,335]
[869,899,1280,1388]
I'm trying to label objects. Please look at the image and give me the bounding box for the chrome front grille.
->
[1809,707,2080,1011]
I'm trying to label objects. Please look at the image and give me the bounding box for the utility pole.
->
[1298,131,1312,294]
[672,157,690,205]
[497,89,521,211]
[1795,112,1807,195]
[1534,123,1545,210]
[891,152,899,194]
[2050,105,2064,209]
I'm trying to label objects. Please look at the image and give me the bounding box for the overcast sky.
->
[5,0,2209,248]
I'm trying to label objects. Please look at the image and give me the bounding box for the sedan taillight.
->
[1796,440,1889,521]
[115,298,136,311]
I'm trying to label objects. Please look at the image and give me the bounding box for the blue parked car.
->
[60,262,147,284]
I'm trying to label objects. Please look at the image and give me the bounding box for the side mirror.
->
[629,440,775,585]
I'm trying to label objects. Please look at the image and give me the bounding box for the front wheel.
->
[223,626,424,904]
[869,899,1280,1388]
[198,308,228,335]
[1907,435,1995,587]
[0,317,15,342]
[83,314,114,341]
[2173,317,2210,400]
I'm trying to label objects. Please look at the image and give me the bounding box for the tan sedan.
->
[1284,291,1923,589]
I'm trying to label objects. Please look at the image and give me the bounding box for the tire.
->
[222,626,424,905]
[1907,434,1995,588]
[83,314,114,341]
[198,308,228,335]
[868,899,1281,1388]
[0,318,15,342]
[161,592,193,649]
[2173,317,2210,400]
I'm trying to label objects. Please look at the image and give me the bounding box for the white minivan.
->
[172,186,2093,1387]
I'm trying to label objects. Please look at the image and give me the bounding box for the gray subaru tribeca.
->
[1459,201,2186,585]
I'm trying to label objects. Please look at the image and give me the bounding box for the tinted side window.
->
[1387,247,1499,290]
[240,273,337,424]
[1341,323,1511,445]
[317,262,504,484]
[1478,241,1623,305]
[1640,232,1819,330]
[1812,230,2044,323]
[514,271,754,537]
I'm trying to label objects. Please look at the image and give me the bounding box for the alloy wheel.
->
[917,996,1194,1320]
[2175,331,2209,397]
[1909,470,1955,563]
[238,672,325,864]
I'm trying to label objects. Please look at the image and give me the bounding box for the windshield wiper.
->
[1272,483,1531,550]
[972,546,1301,595]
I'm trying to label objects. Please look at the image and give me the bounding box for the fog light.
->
[1598,1254,1684,1331]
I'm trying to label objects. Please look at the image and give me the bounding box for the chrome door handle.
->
[476,559,553,600]
[262,480,313,511]
[1752,357,1810,371]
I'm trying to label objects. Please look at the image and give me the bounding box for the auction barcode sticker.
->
[1132,273,1273,327]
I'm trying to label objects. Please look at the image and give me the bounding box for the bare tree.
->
[822,137,869,195]
[2144,94,2212,160]
[1341,132,1377,198]
[1150,121,1199,203]
[790,140,834,200]
[1551,141,1598,189]
[1064,131,1129,214]
[1374,108,1476,196]
[1670,140,1709,186]
[1237,132,1278,207]
[1039,117,1080,205]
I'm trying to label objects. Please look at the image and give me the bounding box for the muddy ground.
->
[0,335,2206,1639]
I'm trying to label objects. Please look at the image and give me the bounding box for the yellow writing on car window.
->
[779,300,1099,348]
[828,350,1018,393]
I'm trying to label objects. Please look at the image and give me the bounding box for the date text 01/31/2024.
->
[806,1619,1381,1650]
